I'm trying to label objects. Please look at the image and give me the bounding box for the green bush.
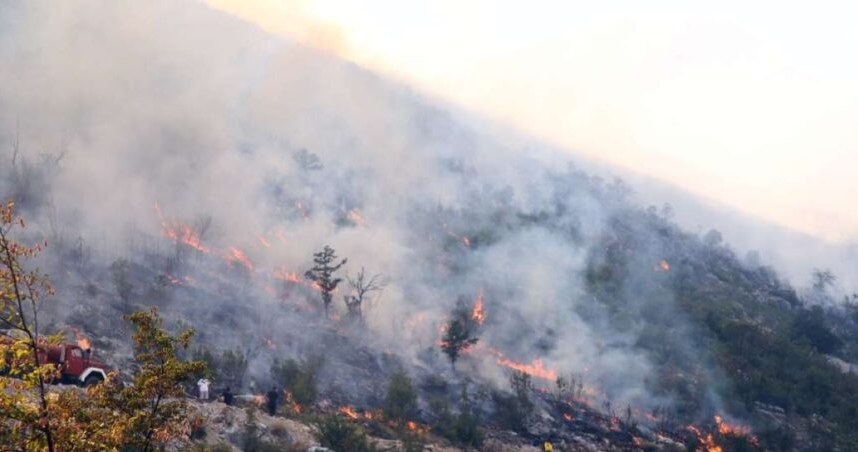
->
[317,415,377,452]
[384,370,418,421]
[271,357,322,405]
[428,397,483,447]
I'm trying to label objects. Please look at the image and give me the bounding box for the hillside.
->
[1,1,858,451]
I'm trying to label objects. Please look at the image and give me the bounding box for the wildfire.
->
[273,267,323,292]
[70,327,92,350]
[471,291,486,325]
[654,259,670,272]
[154,203,210,253]
[225,247,254,271]
[339,405,359,419]
[273,268,302,283]
[284,390,303,413]
[253,394,265,405]
[337,405,380,421]
[563,413,574,421]
[714,415,751,436]
[405,421,429,434]
[404,312,427,331]
[687,425,721,452]
[496,357,558,381]
[347,209,367,226]
[257,234,271,248]
[686,416,755,452]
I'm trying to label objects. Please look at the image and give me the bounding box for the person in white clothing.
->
[197,378,210,401]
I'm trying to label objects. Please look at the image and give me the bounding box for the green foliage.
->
[113,308,207,450]
[428,393,483,447]
[219,348,248,389]
[440,301,479,368]
[191,347,217,379]
[383,370,417,421]
[790,306,842,354]
[317,415,377,452]
[304,245,347,317]
[270,357,322,405]
[492,371,534,433]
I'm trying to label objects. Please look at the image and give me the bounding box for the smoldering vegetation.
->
[2,1,857,450]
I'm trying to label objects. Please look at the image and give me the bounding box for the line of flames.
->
[686,416,757,452]
[338,406,428,433]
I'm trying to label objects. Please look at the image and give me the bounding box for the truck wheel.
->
[83,374,103,387]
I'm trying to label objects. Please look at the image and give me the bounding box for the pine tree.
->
[440,302,479,368]
[304,245,347,318]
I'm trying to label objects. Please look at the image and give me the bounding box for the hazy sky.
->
[205,0,858,243]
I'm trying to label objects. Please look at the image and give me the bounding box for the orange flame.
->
[70,327,91,350]
[273,268,302,283]
[347,209,367,226]
[284,390,303,413]
[339,405,359,419]
[714,415,751,436]
[337,405,382,421]
[654,259,670,272]
[225,247,254,270]
[471,291,486,326]
[154,203,210,253]
[257,235,272,248]
[497,357,558,381]
[687,415,756,452]
[406,421,429,434]
[273,267,323,292]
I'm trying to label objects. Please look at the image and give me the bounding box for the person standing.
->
[265,386,279,416]
[197,377,210,401]
[222,386,234,406]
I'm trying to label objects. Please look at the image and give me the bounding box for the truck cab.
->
[40,343,109,386]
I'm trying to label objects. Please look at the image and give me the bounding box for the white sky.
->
[205,0,858,243]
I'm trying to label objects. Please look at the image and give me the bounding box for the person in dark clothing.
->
[222,387,234,406]
[265,387,279,416]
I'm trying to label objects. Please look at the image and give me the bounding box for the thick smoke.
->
[1,0,706,415]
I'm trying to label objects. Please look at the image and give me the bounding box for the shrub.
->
[271,357,322,406]
[384,370,417,421]
[317,415,377,452]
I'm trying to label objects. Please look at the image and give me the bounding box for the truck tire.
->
[83,374,104,387]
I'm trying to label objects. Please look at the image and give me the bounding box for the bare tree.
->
[304,245,347,318]
[343,267,385,321]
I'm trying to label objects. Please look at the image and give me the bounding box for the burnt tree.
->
[304,245,347,318]
[343,267,384,321]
